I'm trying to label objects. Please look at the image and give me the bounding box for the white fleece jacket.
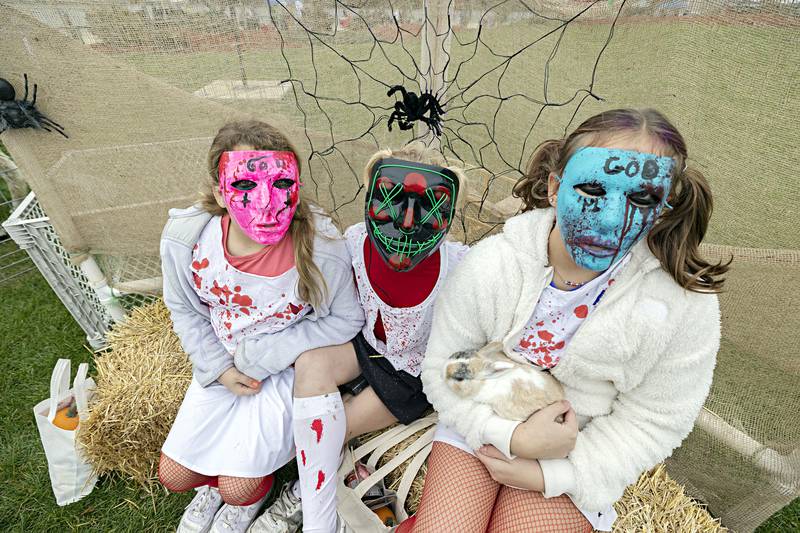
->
[421,208,719,512]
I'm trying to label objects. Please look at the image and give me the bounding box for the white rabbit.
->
[443,342,564,421]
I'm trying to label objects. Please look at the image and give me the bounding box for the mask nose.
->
[398,197,417,232]
[255,190,278,223]
[595,193,627,236]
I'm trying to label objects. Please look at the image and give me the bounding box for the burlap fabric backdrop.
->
[1,1,797,530]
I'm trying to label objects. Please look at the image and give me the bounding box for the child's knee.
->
[294,349,330,383]
[157,453,170,486]
[158,453,191,492]
[218,475,271,506]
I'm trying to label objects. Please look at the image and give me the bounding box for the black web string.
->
[267,0,627,244]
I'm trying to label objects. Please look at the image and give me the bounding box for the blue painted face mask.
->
[556,147,675,272]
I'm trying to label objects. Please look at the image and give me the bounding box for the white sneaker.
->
[247,482,302,533]
[210,493,269,533]
[177,486,224,533]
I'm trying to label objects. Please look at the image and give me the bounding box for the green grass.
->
[758,499,800,532]
[0,267,300,532]
[0,269,187,532]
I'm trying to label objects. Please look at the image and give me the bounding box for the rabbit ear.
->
[479,341,505,355]
[491,361,515,372]
[478,360,516,379]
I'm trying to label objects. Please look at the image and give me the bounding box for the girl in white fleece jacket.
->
[402,109,730,533]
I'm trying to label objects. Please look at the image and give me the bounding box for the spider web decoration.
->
[265,0,627,243]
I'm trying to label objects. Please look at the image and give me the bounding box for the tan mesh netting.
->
[1,0,797,530]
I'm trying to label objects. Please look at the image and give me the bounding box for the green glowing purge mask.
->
[365,157,459,271]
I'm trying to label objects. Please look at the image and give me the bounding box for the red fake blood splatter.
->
[538,330,554,342]
[232,291,254,316]
[574,305,589,319]
[311,419,324,443]
[210,281,232,302]
[316,470,325,491]
[300,450,306,466]
[191,258,209,271]
[193,273,203,289]
[288,302,303,315]
[536,321,545,327]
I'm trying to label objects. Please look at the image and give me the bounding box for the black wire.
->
[266,0,626,243]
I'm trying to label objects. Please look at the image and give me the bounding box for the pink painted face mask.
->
[218,150,300,245]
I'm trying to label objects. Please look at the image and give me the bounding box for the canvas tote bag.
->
[33,358,97,505]
[336,414,437,532]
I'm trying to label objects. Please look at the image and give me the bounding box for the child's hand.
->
[475,445,545,492]
[218,367,262,396]
[510,400,578,459]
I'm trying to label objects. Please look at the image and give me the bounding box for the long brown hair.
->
[513,108,729,293]
[203,120,327,308]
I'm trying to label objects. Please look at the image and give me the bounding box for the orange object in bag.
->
[374,506,396,526]
[52,399,79,431]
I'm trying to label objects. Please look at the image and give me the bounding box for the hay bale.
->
[609,464,727,532]
[78,300,191,486]
[361,424,727,532]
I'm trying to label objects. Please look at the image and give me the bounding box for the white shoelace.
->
[189,488,214,518]
[265,488,299,526]
[219,505,245,529]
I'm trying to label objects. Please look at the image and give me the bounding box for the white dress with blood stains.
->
[162,218,309,477]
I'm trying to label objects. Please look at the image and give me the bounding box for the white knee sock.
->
[293,392,346,533]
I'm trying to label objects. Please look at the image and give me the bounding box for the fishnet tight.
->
[158,453,274,506]
[407,443,591,533]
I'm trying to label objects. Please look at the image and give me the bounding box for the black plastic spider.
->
[387,85,445,136]
[0,74,67,138]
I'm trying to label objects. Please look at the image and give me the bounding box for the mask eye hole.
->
[574,183,606,198]
[432,186,451,202]
[376,176,394,191]
[273,178,295,190]
[628,191,662,208]
[231,179,257,191]
[369,201,392,221]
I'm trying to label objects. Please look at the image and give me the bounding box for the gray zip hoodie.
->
[160,205,365,386]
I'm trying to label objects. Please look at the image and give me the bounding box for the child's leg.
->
[486,486,592,533]
[293,343,361,532]
[158,452,218,492]
[217,474,275,506]
[410,442,500,533]
[343,386,397,440]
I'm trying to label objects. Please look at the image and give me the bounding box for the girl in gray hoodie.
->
[158,120,364,533]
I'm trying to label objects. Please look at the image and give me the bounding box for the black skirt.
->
[339,332,431,425]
